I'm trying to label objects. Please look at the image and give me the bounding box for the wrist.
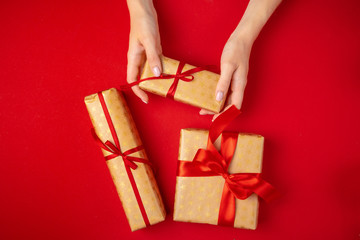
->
[127,0,156,19]
[229,29,254,56]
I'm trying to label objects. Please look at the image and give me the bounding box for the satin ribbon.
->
[91,129,151,170]
[120,61,205,100]
[177,106,277,227]
[93,92,151,227]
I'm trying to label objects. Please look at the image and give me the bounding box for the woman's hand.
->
[200,0,282,120]
[126,0,162,104]
[200,32,252,119]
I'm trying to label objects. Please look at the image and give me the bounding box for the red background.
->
[1,0,359,239]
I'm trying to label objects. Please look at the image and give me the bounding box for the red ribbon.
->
[93,92,151,227]
[91,129,151,170]
[120,62,205,100]
[177,106,277,227]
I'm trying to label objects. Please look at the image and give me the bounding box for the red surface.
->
[0,0,359,239]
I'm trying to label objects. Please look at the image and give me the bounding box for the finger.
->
[127,49,149,103]
[229,67,247,109]
[215,63,236,102]
[143,39,162,77]
[212,66,247,121]
[199,109,216,115]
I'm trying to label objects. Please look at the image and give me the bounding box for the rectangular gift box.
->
[173,128,264,230]
[139,56,225,113]
[84,88,166,231]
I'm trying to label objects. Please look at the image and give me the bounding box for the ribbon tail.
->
[209,106,241,144]
[166,61,185,99]
[253,179,279,202]
[218,182,236,227]
[166,78,178,100]
[123,158,138,170]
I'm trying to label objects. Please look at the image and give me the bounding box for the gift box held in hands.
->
[85,88,166,231]
[139,56,225,113]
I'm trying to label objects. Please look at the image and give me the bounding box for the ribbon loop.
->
[105,140,120,155]
[161,73,194,82]
[92,129,147,170]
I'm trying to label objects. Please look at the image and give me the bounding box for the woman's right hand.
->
[126,0,162,104]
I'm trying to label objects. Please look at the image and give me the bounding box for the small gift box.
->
[173,106,276,229]
[84,88,166,231]
[139,56,225,113]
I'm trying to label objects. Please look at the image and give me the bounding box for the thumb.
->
[143,41,162,77]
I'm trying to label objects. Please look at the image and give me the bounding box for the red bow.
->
[177,106,277,227]
[120,61,205,99]
[91,128,151,170]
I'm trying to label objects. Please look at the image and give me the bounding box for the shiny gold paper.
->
[173,129,264,229]
[84,88,166,231]
[139,56,225,113]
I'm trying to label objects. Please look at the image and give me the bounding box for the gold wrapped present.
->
[139,56,225,113]
[84,88,166,231]
[174,128,264,229]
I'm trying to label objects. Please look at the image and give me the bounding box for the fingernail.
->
[212,115,218,122]
[152,66,160,77]
[216,91,224,101]
[199,111,205,115]
[142,99,148,104]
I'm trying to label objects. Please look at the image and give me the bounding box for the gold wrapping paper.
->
[139,56,225,113]
[84,88,166,231]
[173,129,264,229]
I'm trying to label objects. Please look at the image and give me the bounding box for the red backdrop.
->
[1,0,359,239]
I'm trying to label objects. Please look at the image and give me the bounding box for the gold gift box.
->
[84,88,166,231]
[140,56,225,113]
[174,129,264,230]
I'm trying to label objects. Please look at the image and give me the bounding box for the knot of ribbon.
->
[160,72,195,82]
[192,143,275,201]
[221,172,230,180]
[91,128,151,170]
[120,61,205,100]
[177,105,278,227]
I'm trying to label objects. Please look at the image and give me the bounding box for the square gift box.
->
[174,128,264,229]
